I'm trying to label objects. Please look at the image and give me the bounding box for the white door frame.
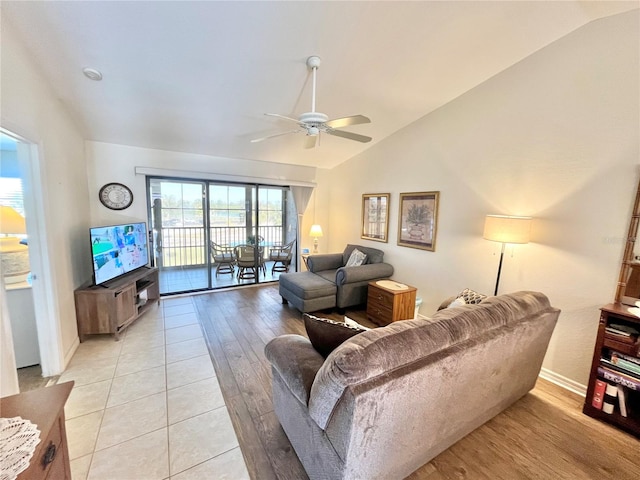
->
[2,127,63,376]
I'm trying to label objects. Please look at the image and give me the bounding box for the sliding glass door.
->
[148,177,295,295]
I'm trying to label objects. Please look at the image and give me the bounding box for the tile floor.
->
[158,264,285,295]
[60,295,250,480]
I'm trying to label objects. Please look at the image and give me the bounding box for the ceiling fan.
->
[251,56,372,149]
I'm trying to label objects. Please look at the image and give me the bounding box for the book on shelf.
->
[608,351,640,376]
[617,384,629,417]
[607,323,640,337]
[600,358,640,380]
[610,349,640,365]
[591,379,607,410]
[602,383,618,414]
[597,366,640,390]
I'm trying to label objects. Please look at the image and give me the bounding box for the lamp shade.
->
[309,224,323,238]
[483,215,532,244]
[0,206,27,235]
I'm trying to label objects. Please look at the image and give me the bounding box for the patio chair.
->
[234,244,261,280]
[269,240,295,274]
[210,241,235,276]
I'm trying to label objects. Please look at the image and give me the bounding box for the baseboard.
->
[539,367,587,397]
[62,336,80,372]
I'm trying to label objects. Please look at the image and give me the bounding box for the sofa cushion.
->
[317,269,339,284]
[304,314,366,358]
[279,272,337,299]
[343,244,384,265]
[345,248,367,267]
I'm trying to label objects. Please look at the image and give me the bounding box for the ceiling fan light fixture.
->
[83,67,103,81]
[307,126,319,136]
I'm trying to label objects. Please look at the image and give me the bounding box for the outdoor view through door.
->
[148,178,297,295]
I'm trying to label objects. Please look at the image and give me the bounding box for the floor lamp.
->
[483,215,532,296]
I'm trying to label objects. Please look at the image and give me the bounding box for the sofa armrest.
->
[307,253,344,273]
[264,334,326,406]
[335,263,394,285]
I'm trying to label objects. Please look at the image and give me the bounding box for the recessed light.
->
[83,68,103,81]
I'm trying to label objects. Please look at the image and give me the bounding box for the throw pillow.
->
[456,288,487,305]
[344,316,371,330]
[303,314,366,357]
[447,297,467,308]
[345,248,367,267]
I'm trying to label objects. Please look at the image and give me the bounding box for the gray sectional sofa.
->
[265,291,560,480]
[279,244,394,312]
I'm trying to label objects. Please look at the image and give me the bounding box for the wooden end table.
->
[367,280,417,326]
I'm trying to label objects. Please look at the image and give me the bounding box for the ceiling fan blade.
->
[251,130,300,143]
[265,113,303,125]
[324,115,371,129]
[326,129,372,143]
[303,135,317,149]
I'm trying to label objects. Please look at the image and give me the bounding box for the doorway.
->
[147,177,297,295]
[0,129,54,392]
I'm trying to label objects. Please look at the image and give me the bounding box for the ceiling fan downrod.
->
[307,56,321,114]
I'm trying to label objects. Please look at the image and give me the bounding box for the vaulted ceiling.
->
[2,1,638,169]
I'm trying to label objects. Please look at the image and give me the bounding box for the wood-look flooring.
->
[193,284,639,480]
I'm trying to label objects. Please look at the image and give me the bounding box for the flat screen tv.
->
[90,222,149,285]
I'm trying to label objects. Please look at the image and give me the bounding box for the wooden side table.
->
[367,280,417,326]
[1,382,74,480]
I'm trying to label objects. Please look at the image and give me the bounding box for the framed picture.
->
[397,191,439,251]
[361,193,390,243]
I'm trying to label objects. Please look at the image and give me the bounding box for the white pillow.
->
[345,248,367,267]
[447,297,467,308]
[344,316,371,330]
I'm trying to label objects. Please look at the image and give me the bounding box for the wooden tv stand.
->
[74,266,160,341]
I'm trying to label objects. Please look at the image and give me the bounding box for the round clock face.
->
[99,183,133,210]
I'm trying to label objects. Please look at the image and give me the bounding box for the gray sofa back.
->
[307,291,559,479]
[342,244,384,265]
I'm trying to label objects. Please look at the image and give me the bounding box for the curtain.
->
[290,186,315,270]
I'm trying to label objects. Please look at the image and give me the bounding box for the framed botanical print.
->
[397,191,439,251]
[361,193,390,243]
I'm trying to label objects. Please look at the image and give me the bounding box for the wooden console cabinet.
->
[583,303,640,437]
[74,267,160,341]
[1,382,74,480]
[367,280,417,326]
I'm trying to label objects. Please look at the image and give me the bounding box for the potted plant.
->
[406,204,429,240]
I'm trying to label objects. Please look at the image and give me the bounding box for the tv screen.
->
[90,222,149,285]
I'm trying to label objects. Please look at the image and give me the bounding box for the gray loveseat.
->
[265,291,560,480]
[279,244,394,312]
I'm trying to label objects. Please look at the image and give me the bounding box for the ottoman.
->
[279,271,337,313]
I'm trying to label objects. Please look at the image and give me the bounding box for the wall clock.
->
[99,183,133,210]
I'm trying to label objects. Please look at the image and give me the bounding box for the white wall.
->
[84,142,318,273]
[1,18,90,374]
[322,10,639,389]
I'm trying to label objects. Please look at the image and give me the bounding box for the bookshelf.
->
[583,303,640,437]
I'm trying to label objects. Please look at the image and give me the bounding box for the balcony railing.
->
[157,226,284,268]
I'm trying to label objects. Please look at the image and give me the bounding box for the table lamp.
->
[483,214,532,295]
[0,206,30,284]
[309,224,323,254]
